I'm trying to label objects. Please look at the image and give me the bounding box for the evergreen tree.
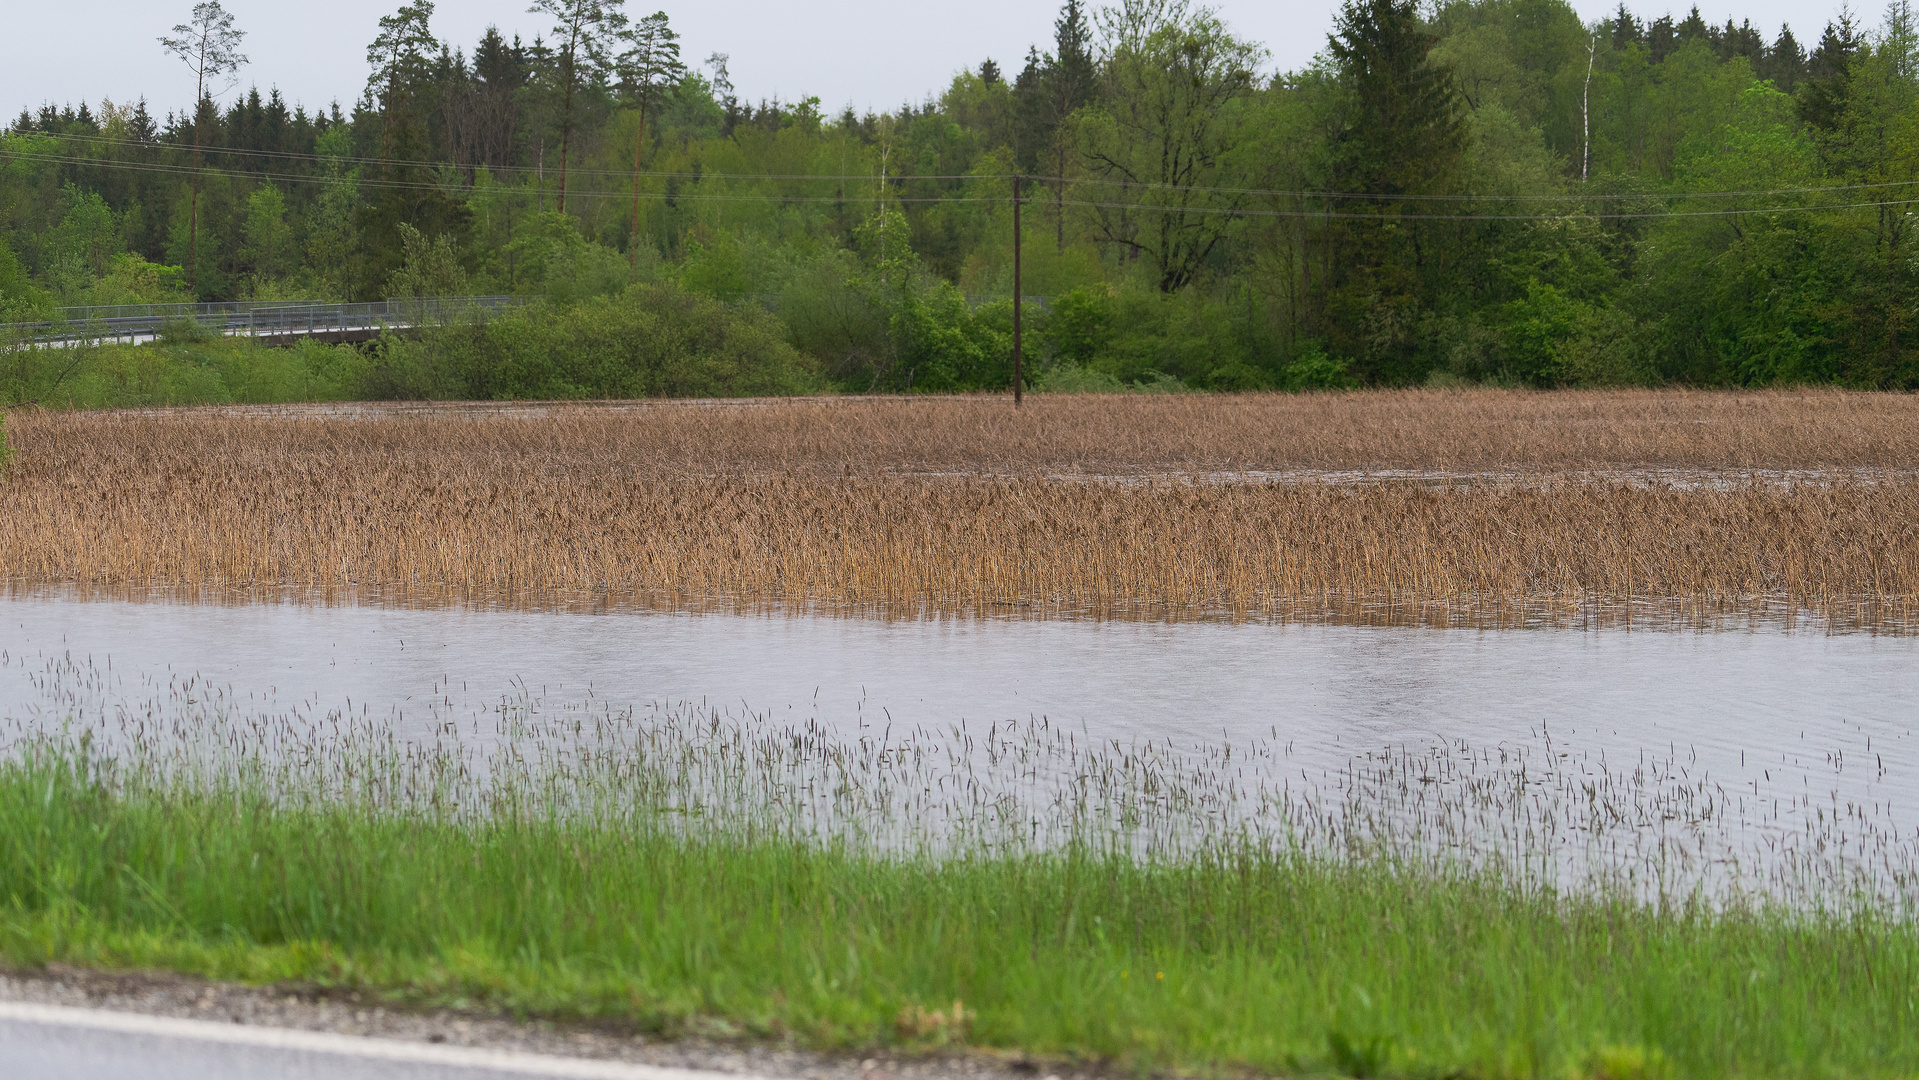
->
[1764,26,1807,90]
[1014,0,1097,249]
[466,27,527,170]
[366,2,439,166]
[1798,13,1864,136]
[1676,6,1710,45]
[159,0,248,296]
[129,99,158,142]
[1610,4,1642,49]
[1325,0,1466,378]
[1716,19,1765,63]
[528,0,628,214]
[615,10,683,266]
[1647,15,1677,61]
[1328,0,1463,200]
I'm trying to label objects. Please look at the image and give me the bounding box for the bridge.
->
[1,296,529,348]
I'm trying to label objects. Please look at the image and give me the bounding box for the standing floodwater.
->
[3,592,1916,902]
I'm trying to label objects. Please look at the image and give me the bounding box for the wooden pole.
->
[1012,174,1023,408]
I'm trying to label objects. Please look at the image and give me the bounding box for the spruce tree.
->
[1648,15,1677,61]
[1610,4,1642,50]
[528,0,629,214]
[1798,13,1863,136]
[1325,0,1465,378]
[1764,26,1807,91]
[1014,0,1098,250]
[1328,0,1463,200]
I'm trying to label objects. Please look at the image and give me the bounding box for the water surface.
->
[4,594,1914,899]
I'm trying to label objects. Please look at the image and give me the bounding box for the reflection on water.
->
[2,593,1916,904]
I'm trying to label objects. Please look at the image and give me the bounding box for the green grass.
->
[2,745,1913,1080]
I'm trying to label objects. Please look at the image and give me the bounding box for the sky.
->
[3,0,1872,123]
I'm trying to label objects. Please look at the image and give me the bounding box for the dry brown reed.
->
[4,391,1918,622]
[63,386,1919,474]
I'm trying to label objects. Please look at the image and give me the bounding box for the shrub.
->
[1035,365,1128,393]
[1035,285,1266,389]
[0,334,366,409]
[157,317,217,345]
[375,281,824,400]
[778,250,890,386]
[888,285,1010,393]
[1278,342,1356,391]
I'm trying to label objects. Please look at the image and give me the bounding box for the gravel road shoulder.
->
[0,965,1075,1080]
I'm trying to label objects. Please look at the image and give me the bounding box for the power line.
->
[1055,196,1919,221]
[1039,172,1919,203]
[8,130,1009,184]
[5,143,1908,221]
[0,147,999,204]
[22,129,1914,204]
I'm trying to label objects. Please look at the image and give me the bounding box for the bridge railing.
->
[0,296,532,345]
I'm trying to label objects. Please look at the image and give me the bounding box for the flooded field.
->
[5,591,1914,906]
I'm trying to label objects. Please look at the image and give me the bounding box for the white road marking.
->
[0,1000,776,1080]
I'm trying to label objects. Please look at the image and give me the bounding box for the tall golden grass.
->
[4,393,1917,622]
[73,386,1919,473]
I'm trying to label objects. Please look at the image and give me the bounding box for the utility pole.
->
[1012,174,1023,408]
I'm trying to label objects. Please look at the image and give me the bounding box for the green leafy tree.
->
[387,221,469,302]
[306,129,361,302]
[240,185,294,288]
[0,237,51,321]
[1076,0,1267,292]
[44,186,122,300]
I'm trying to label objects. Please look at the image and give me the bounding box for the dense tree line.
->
[7,0,1919,391]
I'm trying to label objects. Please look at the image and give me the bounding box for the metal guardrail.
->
[0,296,531,345]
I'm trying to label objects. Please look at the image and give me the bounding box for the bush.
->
[774,236,1013,394]
[372,281,824,400]
[0,335,366,409]
[1035,364,1128,393]
[157,316,217,345]
[1035,285,1270,389]
[888,285,1011,393]
[778,250,890,386]
[1277,343,1356,391]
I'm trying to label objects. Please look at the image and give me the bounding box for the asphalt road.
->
[0,1001,749,1080]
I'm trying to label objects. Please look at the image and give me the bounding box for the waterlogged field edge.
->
[3,659,1917,1079]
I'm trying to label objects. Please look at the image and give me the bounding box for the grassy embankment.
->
[3,733,1914,1080]
[2,391,1917,623]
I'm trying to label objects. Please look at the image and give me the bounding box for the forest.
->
[5,0,1919,395]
